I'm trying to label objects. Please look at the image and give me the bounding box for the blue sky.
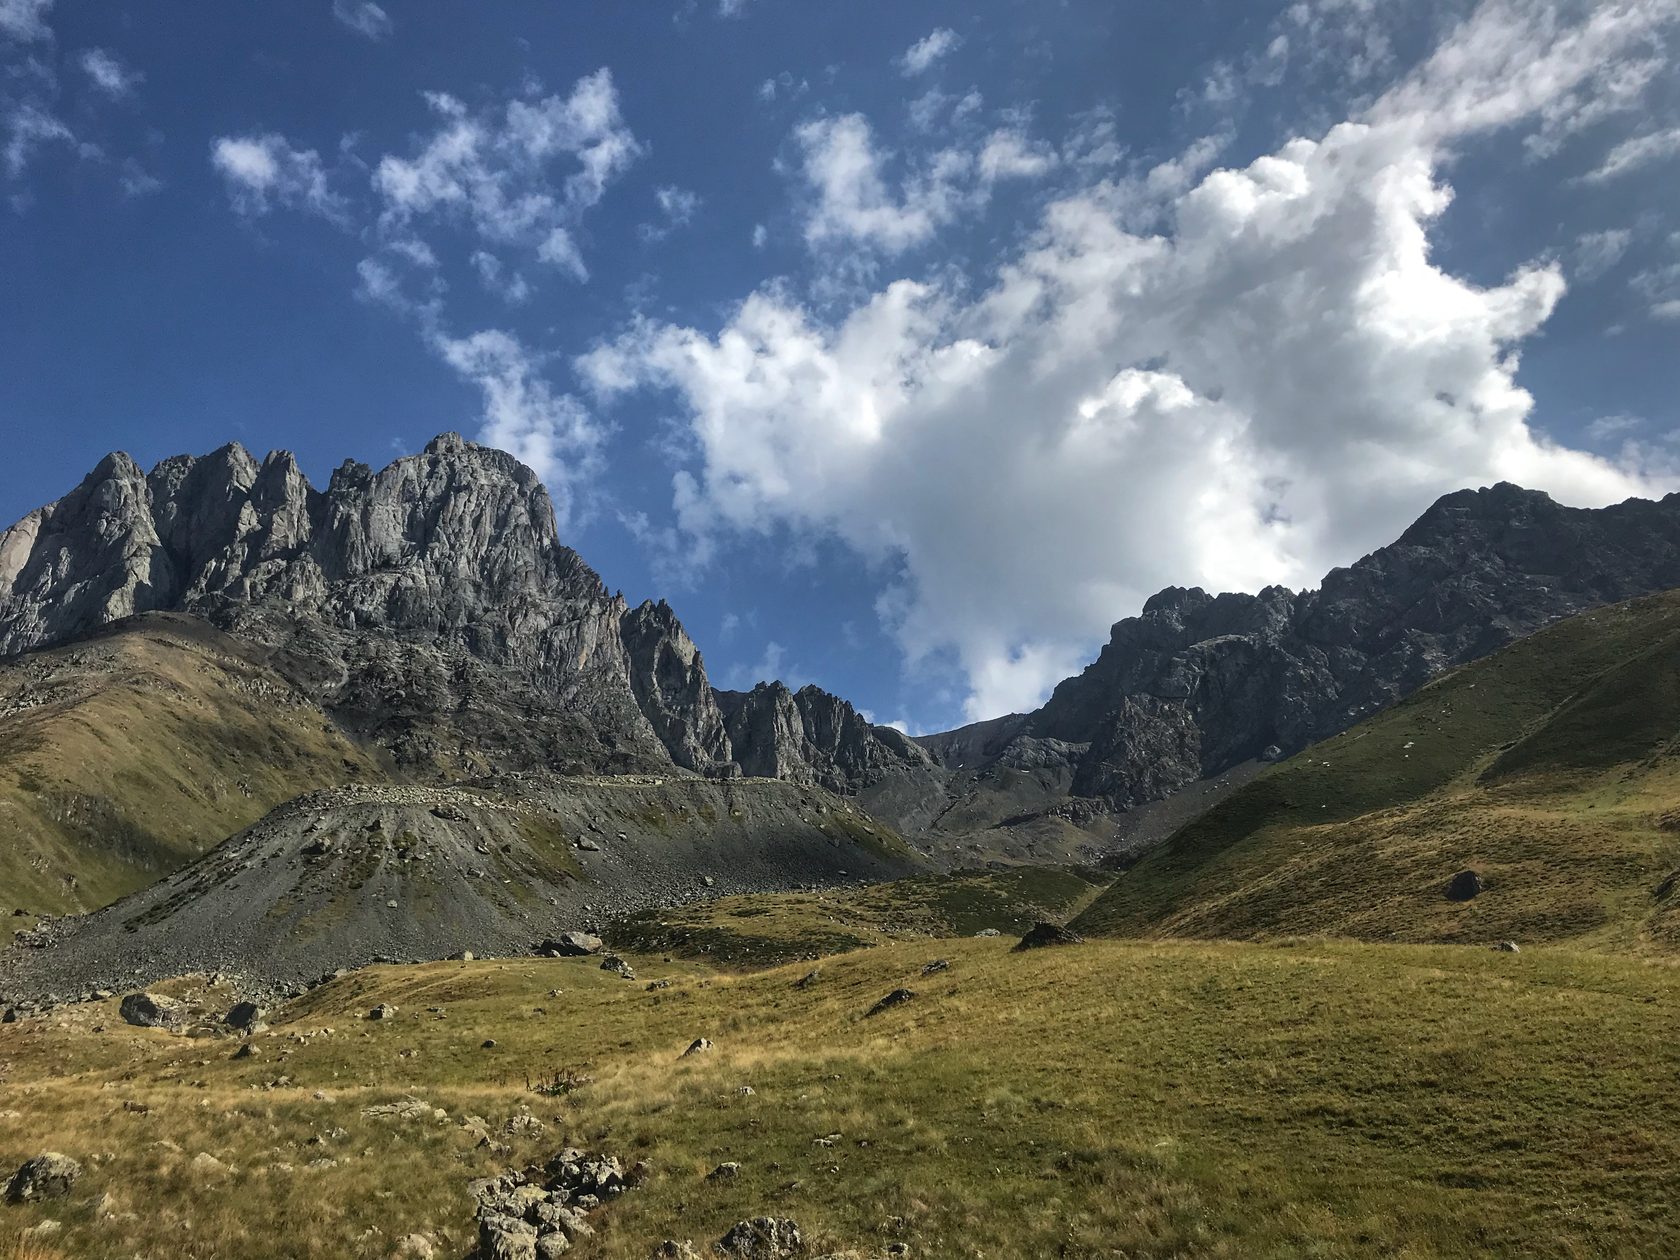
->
[2,0,1678,733]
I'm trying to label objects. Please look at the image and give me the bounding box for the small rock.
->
[920,959,950,976]
[232,1043,260,1060]
[368,1003,398,1020]
[600,955,636,980]
[866,989,915,1017]
[793,969,820,990]
[189,1151,230,1177]
[453,950,475,962]
[482,1039,498,1049]
[653,1243,700,1260]
[681,1037,713,1058]
[5,1153,82,1202]
[1012,922,1082,952]
[717,1216,803,1258]
[393,1234,438,1259]
[702,875,716,888]
[973,928,1000,937]
[1494,940,1521,953]
[1446,869,1485,901]
[707,1161,740,1181]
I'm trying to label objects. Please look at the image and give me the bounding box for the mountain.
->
[916,483,1680,864]
[0,433,933,792]
[0,772,918,998]
[1071,589,1680,949]
[0,614,385,915]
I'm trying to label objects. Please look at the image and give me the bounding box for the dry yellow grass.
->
[1,936,1677,1258]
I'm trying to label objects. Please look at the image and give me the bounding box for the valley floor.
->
[2,936,1677,1259]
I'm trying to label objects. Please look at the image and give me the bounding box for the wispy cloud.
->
[331,0,392,40]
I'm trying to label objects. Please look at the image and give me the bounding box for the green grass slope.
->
[0,614,386,916]
[1073,590,1680,949]
[2,938,1677,1258]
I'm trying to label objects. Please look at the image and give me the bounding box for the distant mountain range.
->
[6,432,1680,903]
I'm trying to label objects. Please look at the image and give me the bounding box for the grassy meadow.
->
[3,936,1679,1259]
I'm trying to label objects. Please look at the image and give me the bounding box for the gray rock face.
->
[0,434,923,792]
[943,483,1680,821]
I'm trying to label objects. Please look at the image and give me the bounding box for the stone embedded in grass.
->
[654,1242,701,1259]
[866,988,915,1017]
[600,955,636,979]
[1446,869,1484,901]
[793,969,820,990]
[119,991,186,1030]
[223,1000,265,1030]
[973,928,1000,937]
[479,1212,538,1260]
[681,1037,713,1058]
[921,958,950,975]
[1494,940,1521,952]
[1012,922,1082,952]
[717,1216,803,1258]
[231,1043,259,1060]
[5,1152,81,1202]
[537,931,602,957]
[707,1161,741,1180]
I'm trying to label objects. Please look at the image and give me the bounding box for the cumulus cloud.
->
[583,0,1679,722]
[78,48,140,97]
[332,0,392,40]
[898,28,960,76]
[211,133,342,219]
[373,70,641,277]
[431,329,605,526]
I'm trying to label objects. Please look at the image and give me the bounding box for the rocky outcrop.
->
[717,682,933,793]
[966,483,1680,816]
[0,434,923,792]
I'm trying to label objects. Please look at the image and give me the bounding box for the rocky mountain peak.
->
[0,435,927,798]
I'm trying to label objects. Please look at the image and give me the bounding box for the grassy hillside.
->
[0,614,386,916]
[1,938,1677,1258]
[606,865,1107,966]
[1073,590,1680,948]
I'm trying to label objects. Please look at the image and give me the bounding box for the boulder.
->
[224,1000,265,1030]
[866,989,915,1017]
[600,955,636,979]
[119,991,185,1029]
[368,1003,398,1020]
[1446,869,1484,901]
[5,1153,82,1202]
[1012,922,1082,951]
[717,1217,803,1259]
[540,931,603,957]
[479,1213,538,1260]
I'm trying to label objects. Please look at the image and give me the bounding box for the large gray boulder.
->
[119,991,185,1029]
[5,1153,82,1202]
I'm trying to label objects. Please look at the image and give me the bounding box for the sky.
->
[2,1,1679,734]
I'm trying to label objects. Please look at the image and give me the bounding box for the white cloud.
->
[794,113,975,254]
[471,250,532,304]
[431,328,605,528]
[977,129,1058,183]
[717,0,752,16]
[77,48,140,97]
[3,99,71,176]
[583,0,1678,723]
[1581,126,1680,183]
[0,0,51,42]
[372,69,641,278]
[332,0,392,40]
[1588,412,1643,442]
[898,27,960,76]
[211,133,342,219]
[1573,228,1632,281]
[656,185,700,225]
